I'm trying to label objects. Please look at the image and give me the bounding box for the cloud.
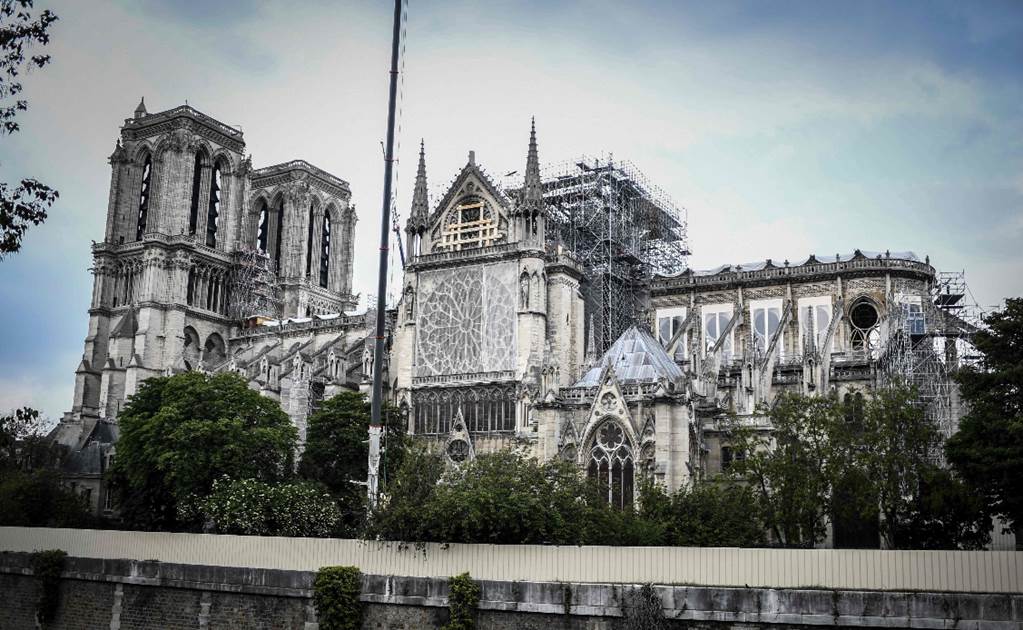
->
[0,0,1021,415]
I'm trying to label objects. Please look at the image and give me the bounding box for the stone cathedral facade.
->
[54,102,379,513]
[56,102,959,526]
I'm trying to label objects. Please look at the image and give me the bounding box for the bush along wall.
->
[442,572,481,630]
[313,565,362,630]
[30,549,67,627]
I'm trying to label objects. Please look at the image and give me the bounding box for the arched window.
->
[135,154,152,241]
[849,299,881,357]
[188,152,203,235]
[319,213,331,288]
[255,200,269,253]
[205,162,222,248]
[305,203,315,277]
[586,420,634,510]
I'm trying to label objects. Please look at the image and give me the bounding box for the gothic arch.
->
[210,148,237,175]
[584,416,636,510]
[204,154,230,249]
[203,332,226,367]
[182,326,201,371]
[128,141,155,166]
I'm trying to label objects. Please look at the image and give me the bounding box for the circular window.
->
[598,422,625,450]
[447,439,470,463]
[850,301,879,330]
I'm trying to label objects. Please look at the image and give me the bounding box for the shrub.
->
[619,584,666,630]
[442,572,480,630]
[313,566,362,630]
[30,549,66,625]
[183,477,342,537]
[0,471,93,528]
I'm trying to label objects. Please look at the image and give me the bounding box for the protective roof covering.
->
[663,250,922,278]
[573,326,684,387]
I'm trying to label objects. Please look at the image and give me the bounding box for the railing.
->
[411,242,522,266]
[0,528,1019,593]
[653,255,934,292]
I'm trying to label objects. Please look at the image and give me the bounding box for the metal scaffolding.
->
[539,155,689,352]
[876,270,981,442]
[230,248,282,324]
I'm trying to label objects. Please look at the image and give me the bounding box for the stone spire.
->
[134,97,147,119]
[522,117,542,213]
[408,139,429,228]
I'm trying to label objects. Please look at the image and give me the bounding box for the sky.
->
[0,0,1021,420]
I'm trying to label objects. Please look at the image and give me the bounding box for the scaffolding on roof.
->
[876,270,981,445]
[230,248,282,324]
[537,155,689,353]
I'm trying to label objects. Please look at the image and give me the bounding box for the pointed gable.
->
[427,153,512,251]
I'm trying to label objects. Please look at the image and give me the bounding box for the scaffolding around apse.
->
[876,270,982,443]
[539,155,690,353]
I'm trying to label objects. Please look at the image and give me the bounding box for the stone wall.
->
[1,553,1019,630]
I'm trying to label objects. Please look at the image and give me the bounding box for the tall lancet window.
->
[273,199,285,274]
[135,155,152,241]
[319,213,331,288]
[305,203,315,277]
[205,163,222,248]
[256,200,269,253]
[188,153,202,235]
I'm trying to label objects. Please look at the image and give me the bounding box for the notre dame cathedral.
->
[54,101,971,529]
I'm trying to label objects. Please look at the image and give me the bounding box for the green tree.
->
[641,480,765,547]
[365,445,445,543]
[0,0,59,259]
[109,371,297,530]
[369,449,663,546]
[1,406,61,471]
[899,466,990,550]
[856,385,946,549]
[298,391,406,534]
[183,477,342,537]
[728,393,848,547]
[947,297,1023,545]
[0,406,90,528]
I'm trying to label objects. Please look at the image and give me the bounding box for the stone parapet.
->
[1,552,1021,629]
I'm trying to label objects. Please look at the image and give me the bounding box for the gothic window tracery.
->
[412,385,516,435]
[586,419,634,510]
[273,198,285,274]
[135,154,152,241]
[849,299,881,357]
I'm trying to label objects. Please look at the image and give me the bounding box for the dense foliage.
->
[0,407,92,528]
[441,572,480,630]
[181,477,342,537]
[298,391,406,535]
[728,393,850,547]
[109,372,297,530]
[313,566,363,630]
[30,549,66,625]
[947,298,1023,542]
[729,387,990,549]
[0,0,59,259]
[639,481,765,547]
[0,470,93,527]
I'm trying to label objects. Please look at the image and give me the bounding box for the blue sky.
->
[0,0,1020,419]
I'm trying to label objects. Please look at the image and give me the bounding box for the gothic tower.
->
[63,101,358,439]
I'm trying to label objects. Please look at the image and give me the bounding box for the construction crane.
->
[392,212,406,266]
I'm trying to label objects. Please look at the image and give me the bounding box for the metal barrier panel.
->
[0,527,1020,593]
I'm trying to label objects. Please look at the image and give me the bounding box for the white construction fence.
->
[1,527,1020,593]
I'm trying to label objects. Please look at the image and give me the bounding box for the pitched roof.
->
[573,326,684,387]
